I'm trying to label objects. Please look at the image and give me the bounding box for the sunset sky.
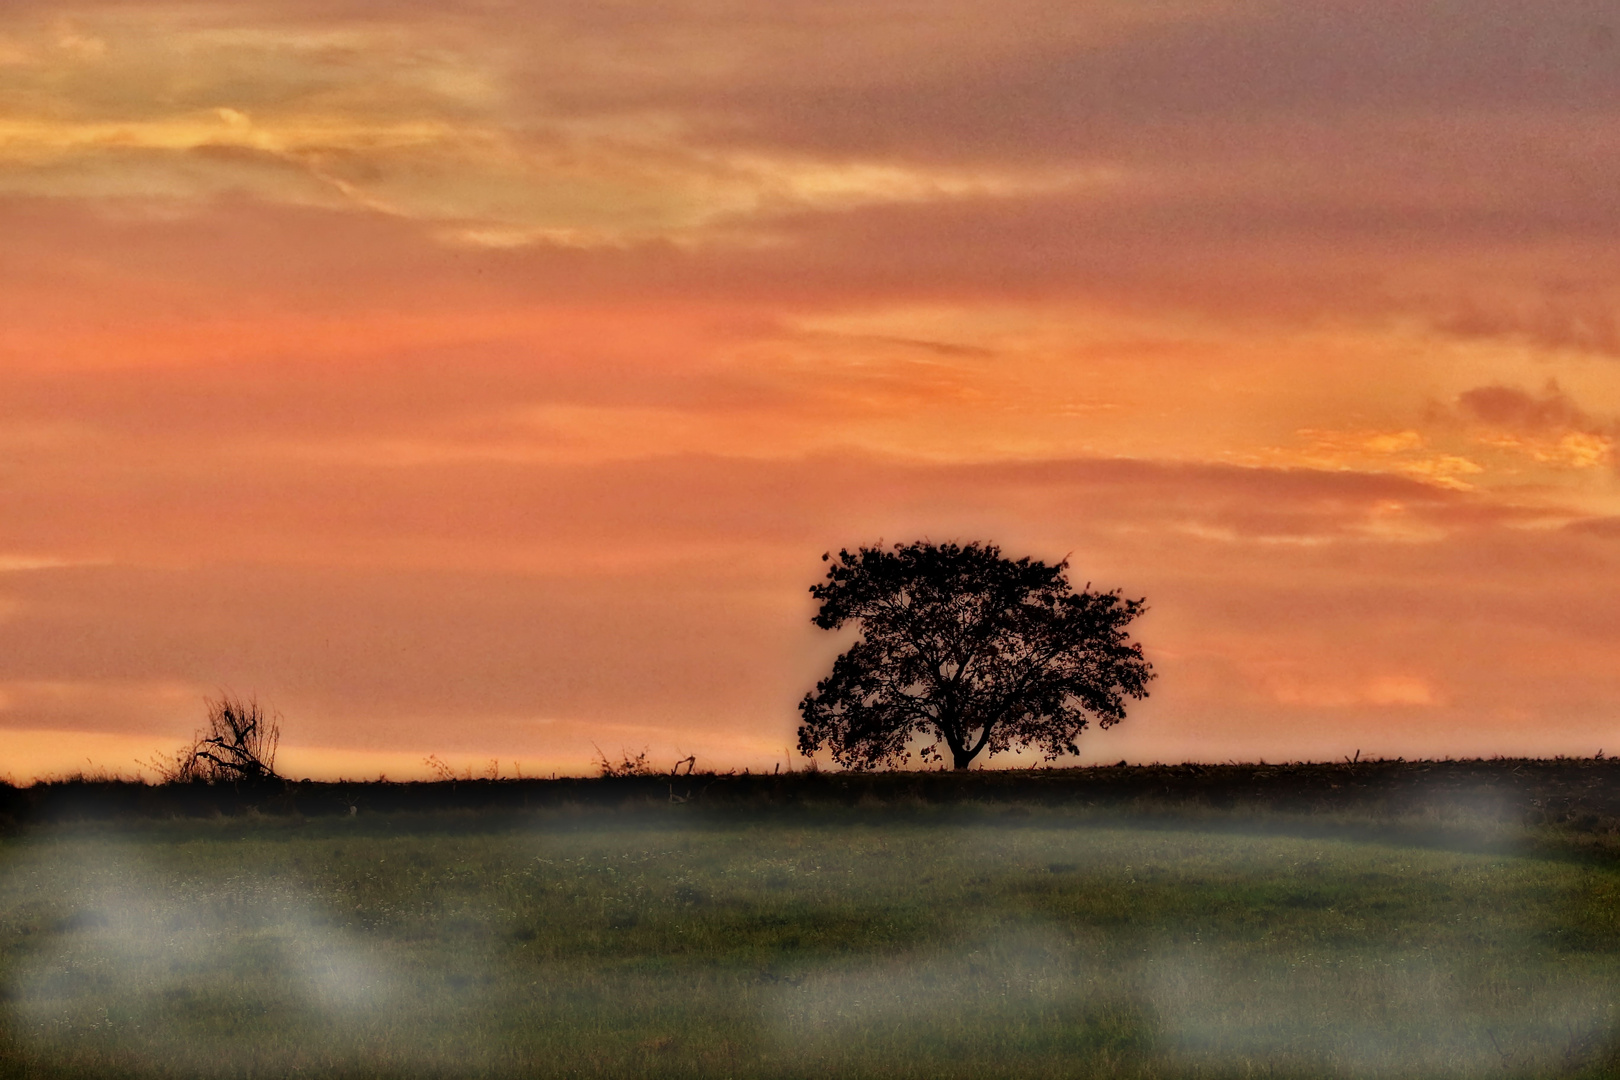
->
[3,0,1620,779]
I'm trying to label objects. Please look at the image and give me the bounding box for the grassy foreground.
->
[3,802,1620,1078]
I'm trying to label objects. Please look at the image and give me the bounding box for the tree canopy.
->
[797,541,1153,770]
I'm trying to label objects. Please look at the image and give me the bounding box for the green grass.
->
[3,807,1620,1078]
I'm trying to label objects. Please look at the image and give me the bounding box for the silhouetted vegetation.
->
[798,541,1153,770]
[142,693,281,784]
[9,758,1620,851]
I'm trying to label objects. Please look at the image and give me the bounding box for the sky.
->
[2,0,1619,780]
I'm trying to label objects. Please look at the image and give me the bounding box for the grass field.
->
[4,799,1620,1078]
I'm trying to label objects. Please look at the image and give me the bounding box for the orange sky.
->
[3,0,1620,779]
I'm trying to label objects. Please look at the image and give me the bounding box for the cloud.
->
[1457,383,1598,431]
[1437,291,1620,356]
[1,0,1617,344]
[1239,429,1485,492]
[0,8,1103,246]
[1447,382,1618,470]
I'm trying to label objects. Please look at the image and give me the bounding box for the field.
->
[4,765,1620,1078]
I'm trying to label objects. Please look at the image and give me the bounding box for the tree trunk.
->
[952,750,975,770]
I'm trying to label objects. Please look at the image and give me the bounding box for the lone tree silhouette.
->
[798,541,1153,771]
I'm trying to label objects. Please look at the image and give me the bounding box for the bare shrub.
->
[593,746,657,778]
[145,694,282,784]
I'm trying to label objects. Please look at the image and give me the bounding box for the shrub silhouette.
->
[147,693,282,783]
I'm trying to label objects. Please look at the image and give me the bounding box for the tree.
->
[797,541,1153,771]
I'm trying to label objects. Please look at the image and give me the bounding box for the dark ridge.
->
[3,758,1620,835]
